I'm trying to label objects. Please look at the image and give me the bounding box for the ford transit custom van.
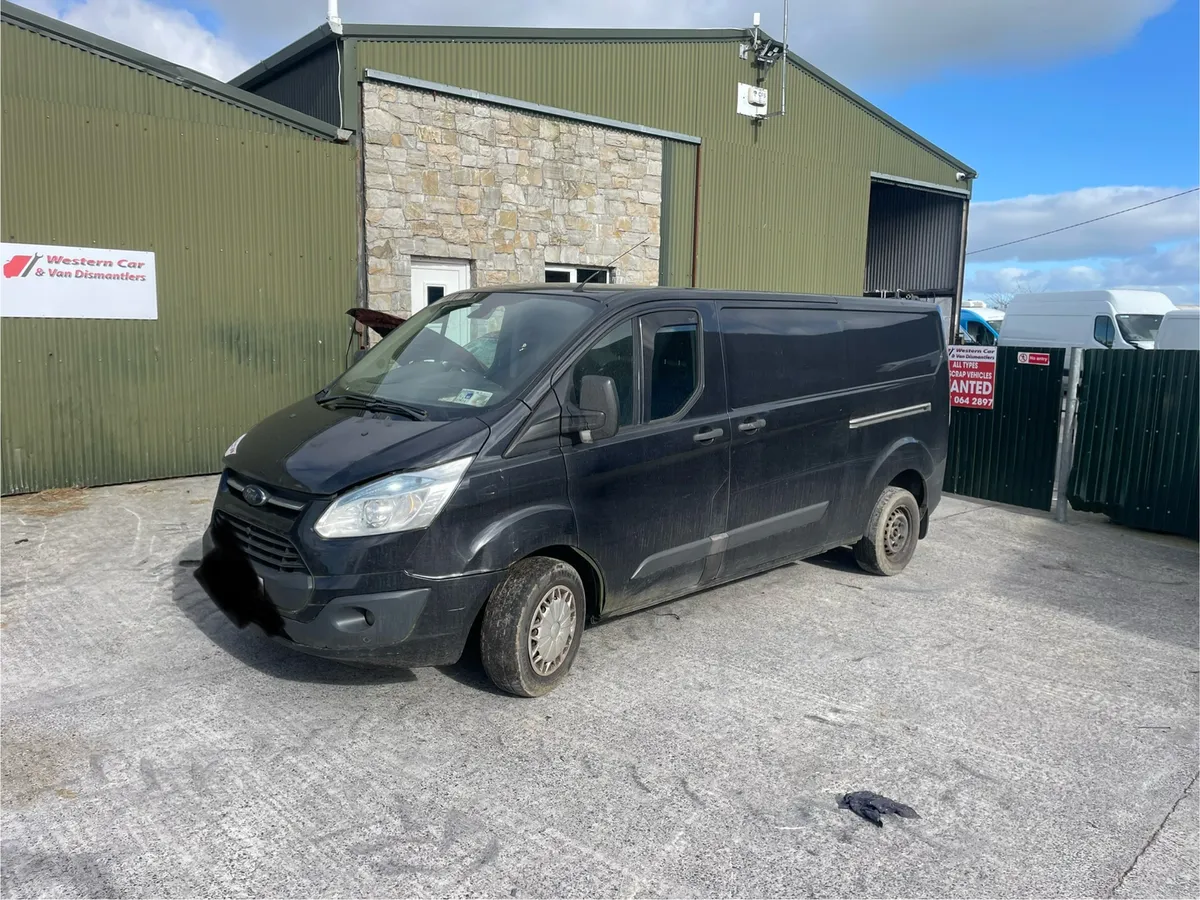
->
[197,286,949,696]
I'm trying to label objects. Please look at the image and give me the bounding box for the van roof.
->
[1005,290,1177,315]
[479,284,938,313]
[1162,306,1200,319]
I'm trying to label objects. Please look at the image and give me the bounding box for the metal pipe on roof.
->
[779,0,788,116]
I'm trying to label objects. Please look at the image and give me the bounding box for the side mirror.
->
[351,348,369,365]
[563,375,620,443]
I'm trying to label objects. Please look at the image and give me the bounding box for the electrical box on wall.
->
[736,83,769,118]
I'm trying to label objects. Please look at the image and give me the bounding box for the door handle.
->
[693,427,724,444]
[738,417,767,434]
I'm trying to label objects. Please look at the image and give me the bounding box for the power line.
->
[966,187,1200,256]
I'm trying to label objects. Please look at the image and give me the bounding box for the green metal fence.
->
[1068,350,1199,539]
[945,347,1066,510]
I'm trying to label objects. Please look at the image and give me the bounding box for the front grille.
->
[224,471,307,518]
[214,511,307,573]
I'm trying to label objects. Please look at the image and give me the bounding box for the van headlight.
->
[225,433,246,457]
[314,457,473,539]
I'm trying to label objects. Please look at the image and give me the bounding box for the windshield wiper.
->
[317,391,427,420]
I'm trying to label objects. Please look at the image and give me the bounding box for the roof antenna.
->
[327,0,343,34]
[574,235,653,291]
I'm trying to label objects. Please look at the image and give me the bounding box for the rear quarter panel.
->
[838,309,947,540]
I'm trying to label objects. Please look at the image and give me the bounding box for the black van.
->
[198,286,949,696]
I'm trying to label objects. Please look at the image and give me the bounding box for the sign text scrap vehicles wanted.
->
[948,345,997,410]
[2,242,157,320]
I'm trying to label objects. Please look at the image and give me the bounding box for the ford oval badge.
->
[243,485,268,507]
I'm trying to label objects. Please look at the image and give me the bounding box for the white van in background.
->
[997,290,1177,350]
[1154,306,1200,350]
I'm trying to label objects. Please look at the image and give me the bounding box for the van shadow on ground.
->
[168,536,946,692]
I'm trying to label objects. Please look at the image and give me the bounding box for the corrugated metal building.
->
[1,3,358,494]
[1,2,975,494]
[232,20,976,309]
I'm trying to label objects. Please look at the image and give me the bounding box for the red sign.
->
[1018,351,1051,366]
[948,346,997,409]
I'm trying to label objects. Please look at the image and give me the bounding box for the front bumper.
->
[199,526,502,667]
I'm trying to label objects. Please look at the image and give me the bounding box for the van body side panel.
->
[718,305,848,575]
[837,309,947,539]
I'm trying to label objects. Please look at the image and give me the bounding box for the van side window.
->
[568,320,636,427]
[1094,315,1115,346]
[641,312,700,421]
[721,307,845,407]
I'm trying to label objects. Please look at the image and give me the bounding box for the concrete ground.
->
[1,477,1196,899]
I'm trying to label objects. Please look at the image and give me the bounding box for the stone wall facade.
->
[362,81,662,316]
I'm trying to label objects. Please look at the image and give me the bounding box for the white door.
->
[411,261,470,315]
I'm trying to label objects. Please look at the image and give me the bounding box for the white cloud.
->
[784,0,1175,84]
[966,185,1200,304]
[967,186,1200,263]
[28,0,1176,86]
[967,241,1200,305]
[31,0,251,80]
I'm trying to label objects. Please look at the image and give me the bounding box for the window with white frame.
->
[545,266,611,285]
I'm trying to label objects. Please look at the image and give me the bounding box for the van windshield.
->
[1116,314,1164,344]
[325,291,597,417]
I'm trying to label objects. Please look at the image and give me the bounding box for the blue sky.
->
[869,0,1198,202]
[29,0,1200,302]
[856,0,1198,302]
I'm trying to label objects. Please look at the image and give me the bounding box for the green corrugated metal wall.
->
[944,348,1066,510]
[1068,350,1199,538]
[659,140,697,287]
[352,39,964,294]
[1,23,358,494]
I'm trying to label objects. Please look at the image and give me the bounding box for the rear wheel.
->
[854,486,920,576]
[480,557,586,697]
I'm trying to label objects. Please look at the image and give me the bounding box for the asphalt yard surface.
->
[2,478,1197,898]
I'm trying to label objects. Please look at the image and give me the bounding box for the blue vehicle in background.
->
[959,300,1004,345]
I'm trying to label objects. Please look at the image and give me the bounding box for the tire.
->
[480,557,586,697]
[853,486,921,576]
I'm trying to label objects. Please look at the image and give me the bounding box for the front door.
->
[411,260,470,333]
[558,303,730,614]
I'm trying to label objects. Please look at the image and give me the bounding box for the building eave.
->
[1,1,346,141]
[218,16,976,177]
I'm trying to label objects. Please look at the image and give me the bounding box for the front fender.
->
[460,503,579,574]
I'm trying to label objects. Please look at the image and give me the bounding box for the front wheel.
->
[480,557,586,697]
[853,486,920,576]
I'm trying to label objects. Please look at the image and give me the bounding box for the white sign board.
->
[2,242,158,319]
[736,82,769,118]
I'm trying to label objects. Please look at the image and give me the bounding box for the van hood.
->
[225,396,490,495]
